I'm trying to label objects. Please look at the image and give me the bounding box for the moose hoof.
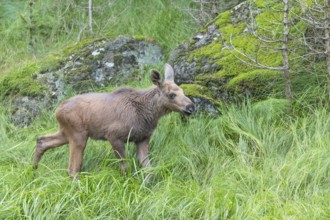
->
[67,170,80,180]
[32,163,38,170]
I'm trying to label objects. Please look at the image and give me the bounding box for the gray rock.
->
[60,36,164,90]
[191,97,218,114]
[10,96,52,126]
[9,36,164,126]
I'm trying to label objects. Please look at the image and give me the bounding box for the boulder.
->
[169,1,285,112]
[1,36,164,126]
[62,36,164,92]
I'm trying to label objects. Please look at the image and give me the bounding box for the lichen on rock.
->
[1,36,165,126]
[61,36,164,91]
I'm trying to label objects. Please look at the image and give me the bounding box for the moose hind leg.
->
[33,130,68,169]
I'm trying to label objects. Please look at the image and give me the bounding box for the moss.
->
[0,62,49,99]
[38,54,63,73]
[92,52,105,61]
[252,0,279,8]
[214,11,231,27]
[62,39,95,57]
[220,23,246,40]
[177,0,323,105]
[253,0,267,8]
[217,54,252,75]
[227,69,284,96]
[180,2,295,102]
[254,6,283,38]
[113,54,124,66]
[180,84,214,101]
[187,22,250,77]
[290,21,308,38]
[191,41,223,60]
[62,36,110,58]
[196,72,225,82]
[233,35,282,67]
[133,35,156,43]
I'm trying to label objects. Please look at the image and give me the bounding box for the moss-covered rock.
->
[0,36,164,126]
[227,69,284,96]
[180,83,220,113]
[169,1,315,111]
[60,36,164,92]
[170,2,259,110]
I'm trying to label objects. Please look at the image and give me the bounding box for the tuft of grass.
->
[1,99,329,219]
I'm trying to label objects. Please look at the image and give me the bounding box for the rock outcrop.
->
[1,36,164,126]
[169,1,285,112]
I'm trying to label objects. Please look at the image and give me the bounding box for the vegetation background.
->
[0,0,329,219]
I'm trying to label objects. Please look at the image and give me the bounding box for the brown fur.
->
[33,64,195,178]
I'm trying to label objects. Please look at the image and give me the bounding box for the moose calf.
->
[33,64,195,178]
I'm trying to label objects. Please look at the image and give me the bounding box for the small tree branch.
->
[225,35,284,70]
[88,0,93,34]
[29,0,34,52]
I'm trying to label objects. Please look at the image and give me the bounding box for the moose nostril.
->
[186,104,195,113]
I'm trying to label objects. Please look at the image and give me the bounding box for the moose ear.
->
[150,69,163,87]
[164,63,174,81]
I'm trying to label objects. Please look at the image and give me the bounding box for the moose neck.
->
[137,87,171,124]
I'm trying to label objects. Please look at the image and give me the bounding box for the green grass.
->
[0,0,198,75]
[1,100,329,219]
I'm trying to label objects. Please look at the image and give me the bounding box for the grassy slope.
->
[1,100,329,219]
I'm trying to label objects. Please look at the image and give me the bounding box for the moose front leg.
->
[110,140,128,172]
[136,139,151,168]
[67,134,88,179]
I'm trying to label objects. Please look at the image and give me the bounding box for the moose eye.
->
[168,93,176,99]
